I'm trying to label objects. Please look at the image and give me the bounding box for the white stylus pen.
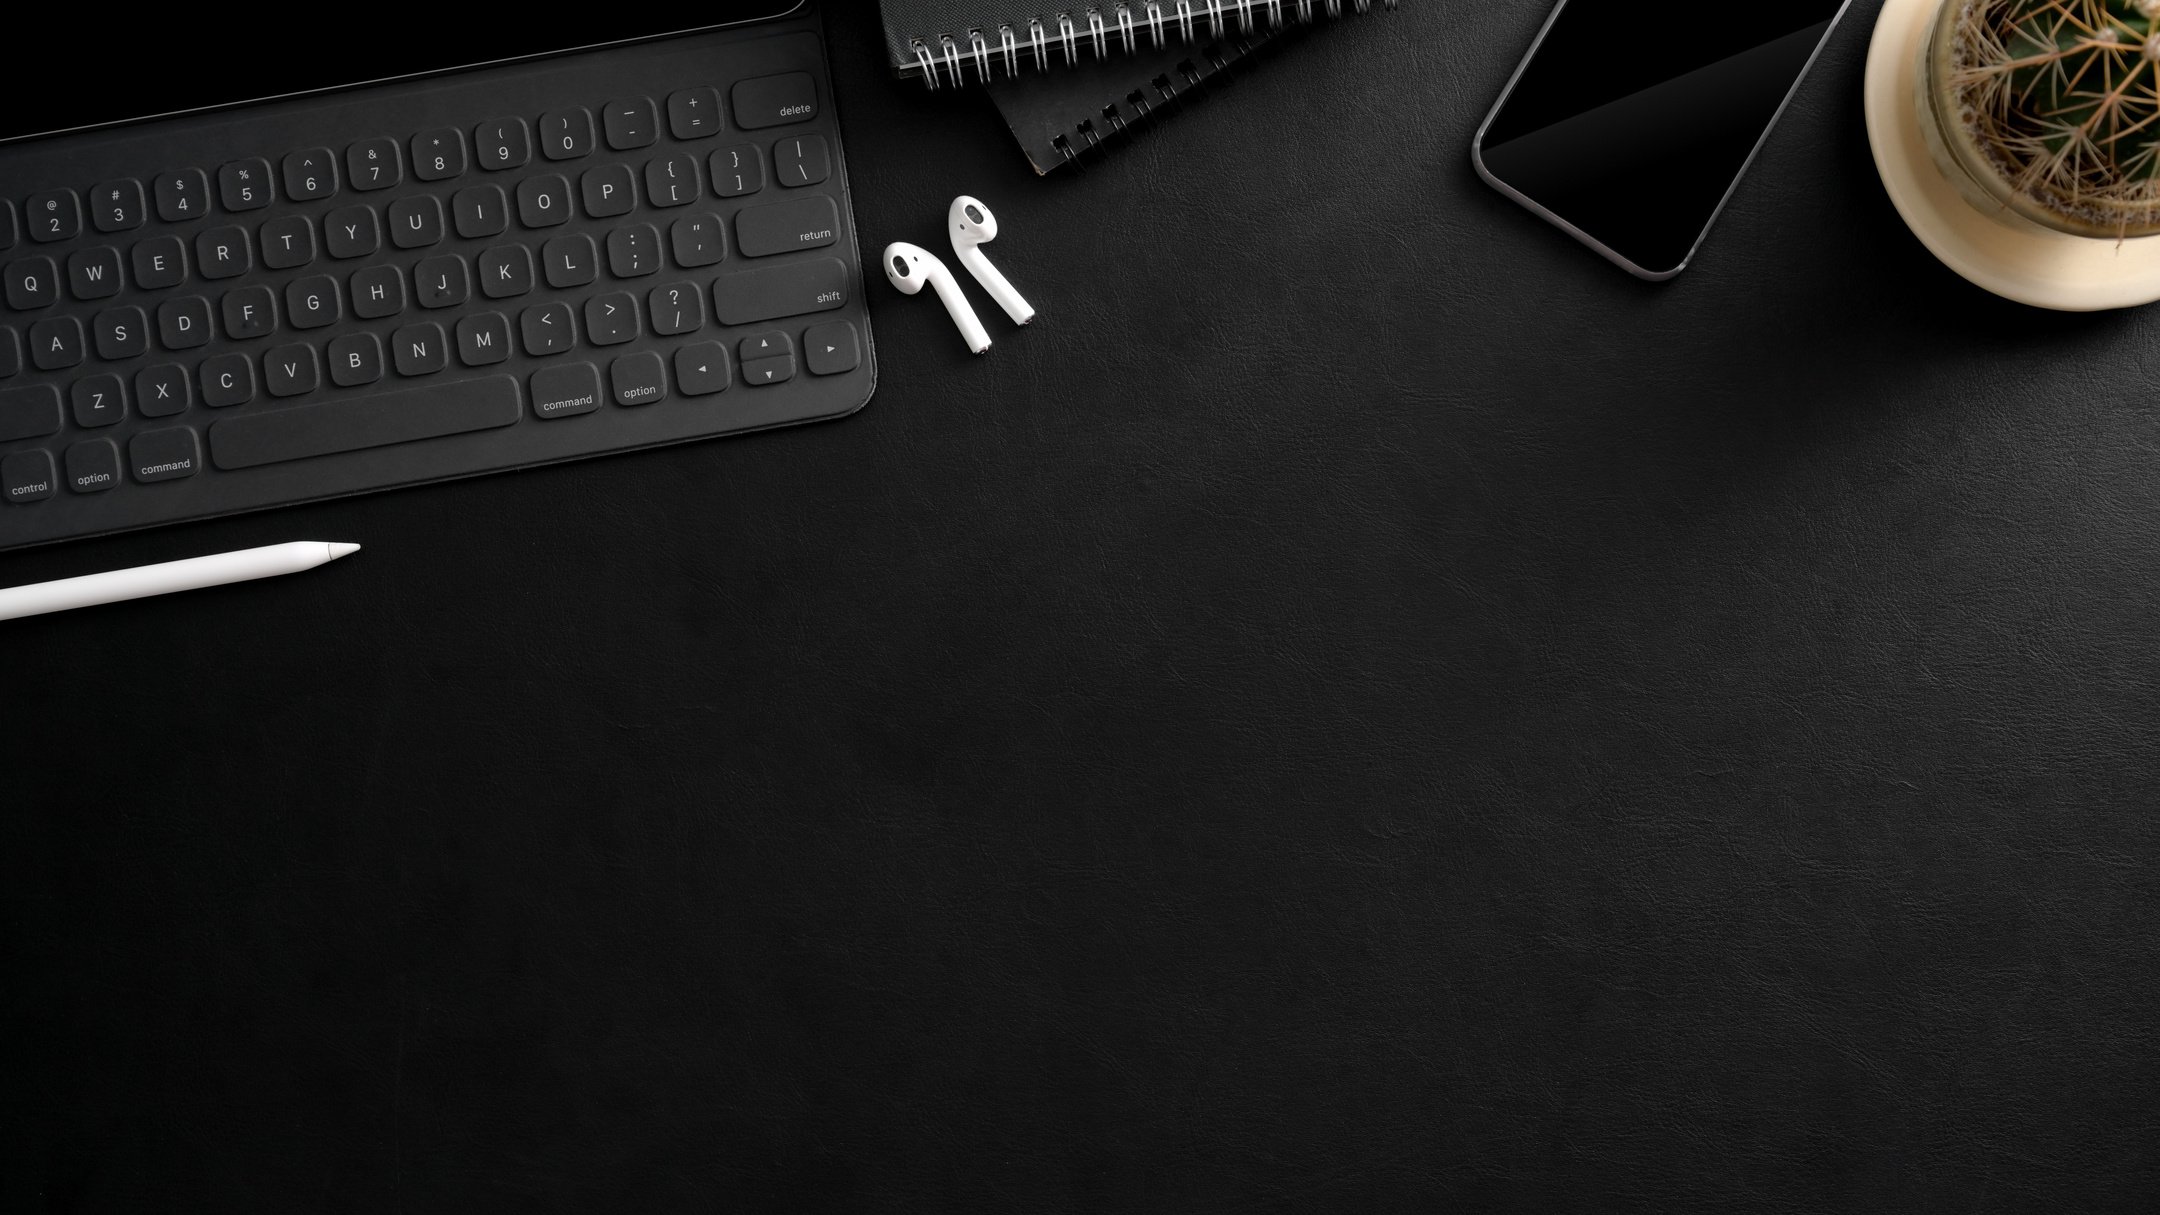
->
[0,541,359,622]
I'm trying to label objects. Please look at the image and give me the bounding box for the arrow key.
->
[737,330,792,361]
[673,341,730,396]
[803,321,860,376]
[742,354,794,387]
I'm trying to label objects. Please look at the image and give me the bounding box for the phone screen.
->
[1474,0,1851,278]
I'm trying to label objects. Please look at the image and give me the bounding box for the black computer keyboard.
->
[0,16,874,551]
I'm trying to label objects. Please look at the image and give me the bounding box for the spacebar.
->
[209,376,522,470]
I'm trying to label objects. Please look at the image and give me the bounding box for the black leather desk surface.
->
[10,2,2160,1209]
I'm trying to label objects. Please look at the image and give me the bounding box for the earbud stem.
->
[957,246,1036,325]
[931,270,993,355]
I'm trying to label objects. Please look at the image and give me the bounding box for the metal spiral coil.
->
[907,0,1395,89]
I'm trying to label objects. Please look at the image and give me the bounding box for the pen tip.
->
[327,542,361,560]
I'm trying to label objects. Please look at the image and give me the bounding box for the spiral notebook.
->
[882,0,1394,88]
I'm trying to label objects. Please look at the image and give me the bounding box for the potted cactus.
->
[1925,0,2160,239]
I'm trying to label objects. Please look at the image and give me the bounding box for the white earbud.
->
[883,241,991,355]
[948,196,1035,326]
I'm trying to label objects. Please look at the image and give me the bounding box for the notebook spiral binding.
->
[907,0,1396,89]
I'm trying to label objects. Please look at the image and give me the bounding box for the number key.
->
[91,181,146,232]
[154,169,210,221]
[411,128,468,182]
[540,108,595,161]
[346,138,402,191]
[27,190,81,242]
[218,159,275,212]
[283,149,338,201]
[475,118,531,170]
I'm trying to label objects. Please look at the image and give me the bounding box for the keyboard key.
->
[475,118,531,171]
[67,247,124,300]
[581,165,637,217]
[644,155,700,208]
[389,196,445,249]
[345,138,402,191]
[542,234,597,288]
[30,316,84,370]
[27,189,81,242]
[414,255,469,308]
[672,342,729,395]
[709,145,763,197]
[773,134,832,188]
[8,256,59,309]
[520,302,575,355]
[195,226,252,279]
[457,312,511,366]
[604,98,659,150]
[739,330,791,360]
[92,306,147,360]
[90,180,146,232]
[218,159,275,211]
[154,169,210,221]
[65,439,119,493]
[325,206,381,259]
[350,265,405,319]
[282,149,338,201]
[742,355,794,386]
[516,175,572,228]
[804,321,861,375]
[0,198,15,248]
[648,281,703,335]
[70,373,126,427]
[734,195,838,258]
[743,192,842,256]
[411,128,468,181]
[2,449,55,503]
[222,285,278,339]
[0,326,16,377]
[479,245,534,299]
[209,375,522,469]
[286,275,342,329]
[129,425,202,482]
[453,185,509,239]
[157,297,212,350]
[540,107,595,160]
[610,351,665,406]
[328,332,383,387]
[135,363,191,417]
[260,215,316,269]
[585,292,638,346]
[712,257,847,326]
[0,384,63,440]
[131,236,188,289]
[733,72,818,129]
[606,224,660,277]
[264,342,320,397]
[666,87,723,139]
[529,362,600,418]
[391,322,447,376]
[670,214,725,268]
[200,353,255,407]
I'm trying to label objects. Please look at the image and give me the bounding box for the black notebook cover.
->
[985,27,1291,175]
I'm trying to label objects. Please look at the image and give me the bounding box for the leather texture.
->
[9,0,2160,1208]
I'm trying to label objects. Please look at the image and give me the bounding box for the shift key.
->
[712,257,847,326]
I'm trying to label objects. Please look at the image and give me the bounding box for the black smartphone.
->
[1472,0,1853,281]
